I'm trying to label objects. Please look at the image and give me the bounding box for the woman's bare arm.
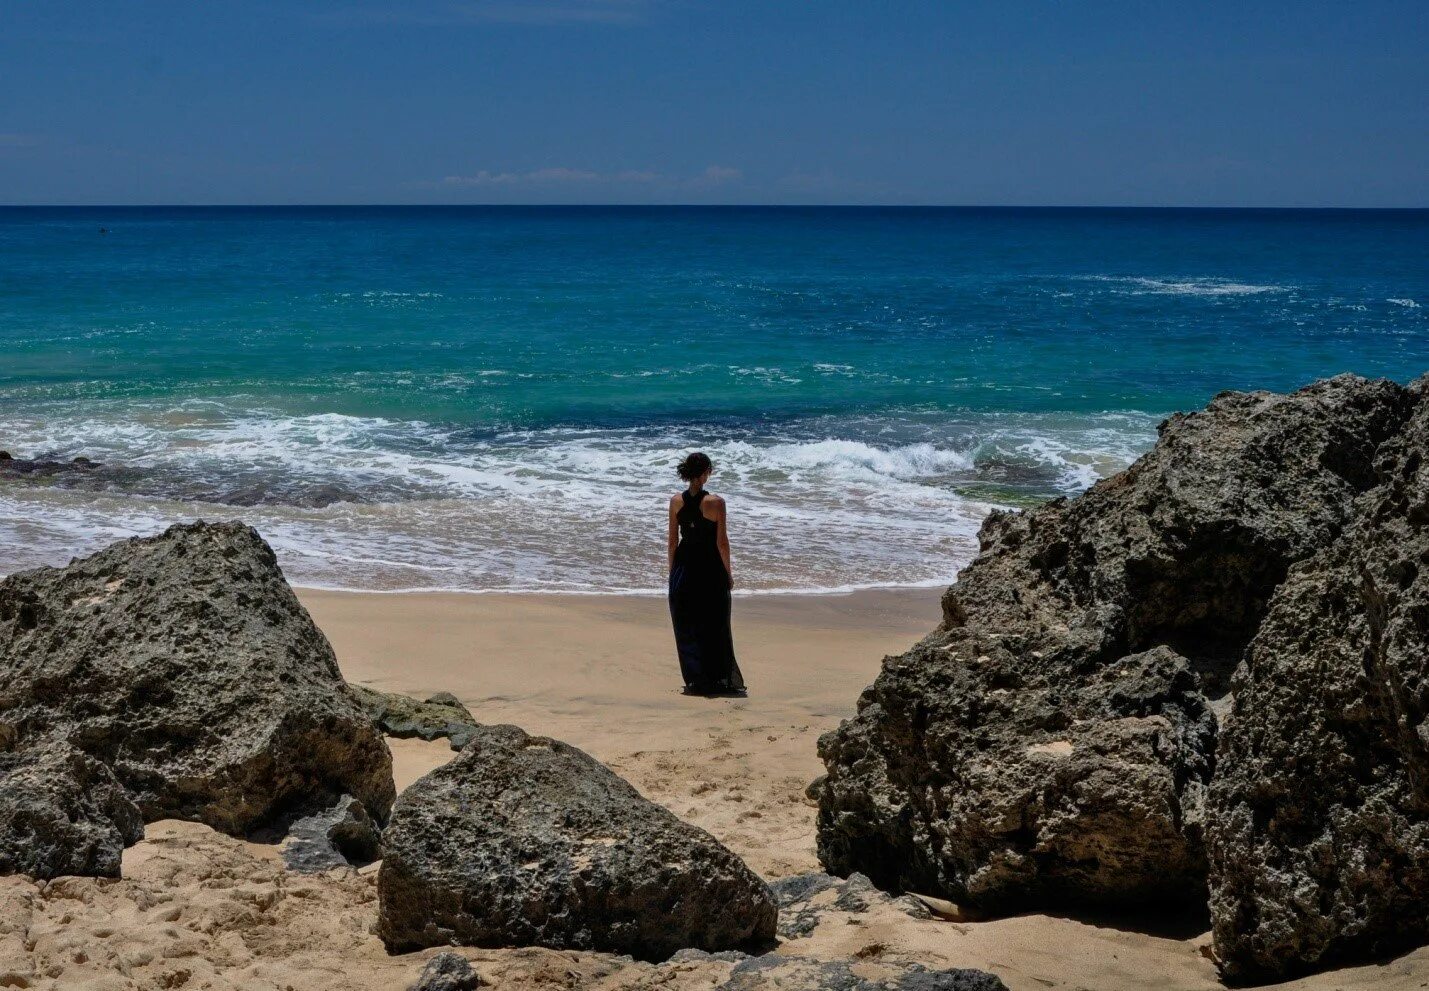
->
[710,495,733,588]
[667,495,680,571]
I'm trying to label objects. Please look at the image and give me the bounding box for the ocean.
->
[2,206,1426,593]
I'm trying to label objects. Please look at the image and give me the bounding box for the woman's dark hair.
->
[677,451,713,481]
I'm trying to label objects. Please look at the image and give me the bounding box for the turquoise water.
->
[2,207,1426,591]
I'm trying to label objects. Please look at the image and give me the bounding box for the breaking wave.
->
[0,404,1157,593]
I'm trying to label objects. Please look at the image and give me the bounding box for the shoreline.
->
[287,577,958,598]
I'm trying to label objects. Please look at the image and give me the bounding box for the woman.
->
[667,452,745,695]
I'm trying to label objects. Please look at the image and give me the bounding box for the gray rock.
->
[1208,378,1429,980]
[377,723,777,961]
[280,794,382,872]
[719,956,1007,991]
[350,684,479,751]
[0,521,395,837]
[0,738,143,879]
[817,376,1412,912]
[770,872,931,940]
[0,454,101,479]
[410,951,480,991]
[666,948,751,964]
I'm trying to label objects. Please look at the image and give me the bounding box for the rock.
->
[0,454,100,478]
[0,738,143,879]
[1208,380,1429,980]
[0,521,395,836]
[0,452,367,508]
[770,872,931,940]
[280,794,382,873]
[377,723,777,960]
[817,376,1413,912]
[410,951,480,991]
[717,956,1008,991]
[350,685,479,751]
[666,948,751,964]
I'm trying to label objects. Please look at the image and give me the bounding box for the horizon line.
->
[2,203,1427,211]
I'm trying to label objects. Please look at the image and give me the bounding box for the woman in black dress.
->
[667,452,745,695]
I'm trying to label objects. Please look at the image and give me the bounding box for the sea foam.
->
[0,404,1156,593]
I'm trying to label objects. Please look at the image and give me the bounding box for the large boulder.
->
[377,723,777,961]
[1208,380,1429,980]
[0,521,395,837]
[0,737,143,879]
[817,376,1413,912]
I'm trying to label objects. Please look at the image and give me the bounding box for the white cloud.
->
[692,165,742,185]
[441,167,601,186]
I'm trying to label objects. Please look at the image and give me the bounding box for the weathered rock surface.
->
[1208,379,1429,980]
[0,738,144,879]
[410,951,481,991]
[279,794,383,873]
[377,723,777,960]
[0,450,367,507]
[713,956,1008,991]
[770,872,931,940]
[0,453,100,479]
[0,521,395,840]
[819,376,1413,917]
[350,685,479,751]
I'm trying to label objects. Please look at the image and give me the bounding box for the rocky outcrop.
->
[0,450,366,507]
[1208,380,1429,980]
[818,376,1412,918]
[378,723,777,961]
[350,685,480,750]
[0,521,395,843]
[770,872,931,939]
[0,452,100,479]
[0,738,143,879]
[713,956,1008,991]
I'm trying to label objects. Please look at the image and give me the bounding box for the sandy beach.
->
[7,584,1428,991]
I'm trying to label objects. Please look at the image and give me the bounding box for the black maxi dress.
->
[668,490,745,694]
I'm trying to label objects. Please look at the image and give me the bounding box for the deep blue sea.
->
[2,206,1426,592]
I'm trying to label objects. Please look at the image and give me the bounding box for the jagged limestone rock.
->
[0,521,395,838]
[818,376,1413,915]
[1208,378,1429,979]
[0,738,143,879]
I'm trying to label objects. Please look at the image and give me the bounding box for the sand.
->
[3,587,1427,991]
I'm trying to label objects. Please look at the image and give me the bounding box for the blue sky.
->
[1,1,1425,206]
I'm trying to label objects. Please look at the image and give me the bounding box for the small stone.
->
[350,685,478,751]
[410,951,479,991]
